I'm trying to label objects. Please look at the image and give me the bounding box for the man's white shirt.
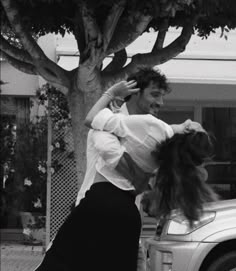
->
[75,104,129,206]
[75,104,174,206]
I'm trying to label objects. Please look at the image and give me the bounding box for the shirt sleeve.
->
[154,118,174,138]
[91,108,174,142]
[91,108,153,141]
[91,108,131,137]
[91,130,126,168]
[150,117,174,143]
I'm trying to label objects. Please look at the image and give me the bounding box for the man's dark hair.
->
[125,68,171,101]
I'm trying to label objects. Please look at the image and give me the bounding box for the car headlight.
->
[167,211,216,235]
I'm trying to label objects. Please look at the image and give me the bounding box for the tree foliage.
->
[1,0,236,94]
[1,1,236,37]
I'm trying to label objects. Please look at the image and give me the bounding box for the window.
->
[203,107,236,199]
[158,106,194,124]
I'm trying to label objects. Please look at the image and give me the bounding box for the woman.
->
[35,81,217,271]
[141,131,217,225]
[85,80,218,224]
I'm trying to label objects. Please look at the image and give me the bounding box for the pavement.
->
[1,243,44,271]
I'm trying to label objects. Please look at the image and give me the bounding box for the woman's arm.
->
[116,152,154,195]
[92,130,152,194]
[84,80,139,128]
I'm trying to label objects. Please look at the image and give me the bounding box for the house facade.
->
[55,28,236,194]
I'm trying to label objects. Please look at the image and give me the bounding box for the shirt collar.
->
[120,103,129,115]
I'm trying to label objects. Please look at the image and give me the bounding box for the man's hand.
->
[106,80,140,99]
[183,119,205,133]
[171,119,205,134]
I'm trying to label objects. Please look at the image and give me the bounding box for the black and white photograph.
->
[1,1,236,270]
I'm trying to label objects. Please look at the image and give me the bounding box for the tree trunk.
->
[67,71,103,191]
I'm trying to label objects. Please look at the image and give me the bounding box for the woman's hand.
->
[85,80,140,128]
[105,80,140,99]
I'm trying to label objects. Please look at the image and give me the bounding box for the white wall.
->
[37,34,58,87]
[1,61,38,96]
[0,34,59,121]
[0,33,58,96]
[167,83,236,104]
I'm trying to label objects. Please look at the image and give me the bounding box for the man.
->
[75,68,171,271]
[76,67,170,206]
[35,69,206,271]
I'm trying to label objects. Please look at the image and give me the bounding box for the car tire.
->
[206,251,236,271]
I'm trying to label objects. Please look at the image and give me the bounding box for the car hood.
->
[204,199,236,212]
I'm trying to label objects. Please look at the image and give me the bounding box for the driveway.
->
[1,243,44,271]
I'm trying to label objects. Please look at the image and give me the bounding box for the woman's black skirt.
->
[35,182,141,271]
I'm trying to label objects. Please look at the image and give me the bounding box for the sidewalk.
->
[1,242,44,271]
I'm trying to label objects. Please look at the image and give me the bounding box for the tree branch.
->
[103,0,126,52]
[1,0,70,89]
[1,50,37,75]
[36,65,70,95]
[1,0,46,59]
[81,2,101,45]
[1,52,69,94]
[152,18,169,53]
[80,1,102,60]
[0,30,68,91]
[103,17,197,85]
[0,34,33,64]
[102,49,127,73]
[38,58,71,87]
[73,9,86,55]
[120,19,195,76]
[107,11,152,55]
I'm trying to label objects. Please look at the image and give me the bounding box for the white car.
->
[145,199,236,271]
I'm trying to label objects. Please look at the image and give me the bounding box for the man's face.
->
[136,81,166,117]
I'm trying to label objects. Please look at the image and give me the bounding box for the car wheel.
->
[206,251,236,271]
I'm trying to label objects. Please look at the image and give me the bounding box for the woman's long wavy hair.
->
[142,131,218,224]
